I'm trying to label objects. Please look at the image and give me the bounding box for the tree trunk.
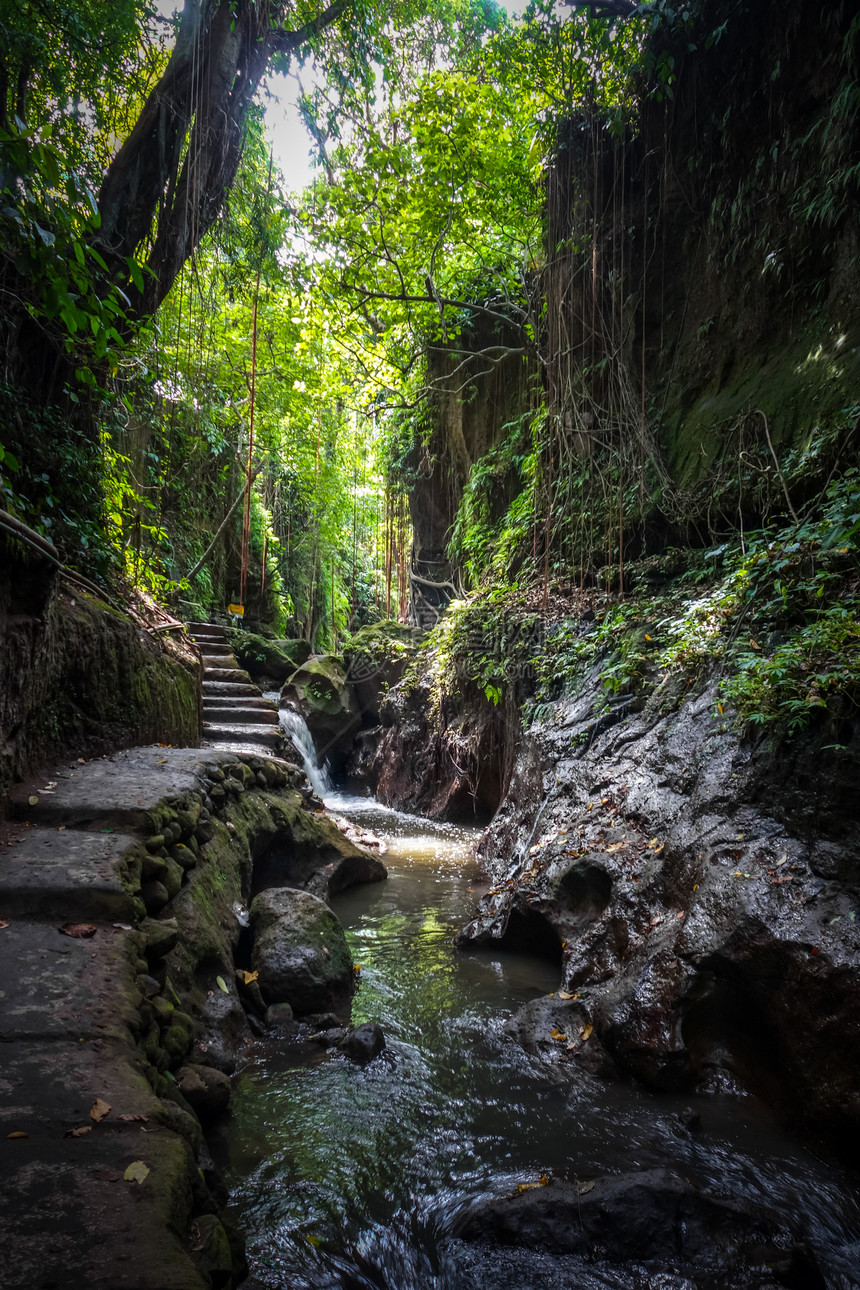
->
[97,0,345,320]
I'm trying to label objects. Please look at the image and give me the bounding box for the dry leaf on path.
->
[580,1024,594,1041]
[117,1113,148,1123]
[90,1098,111,1123]
[59,922,97,938]
[241,970,259,985]
[124,1160,150,1184]
[6,1131,28,1139]
[66,1126,92,1138]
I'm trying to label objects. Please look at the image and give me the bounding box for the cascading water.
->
[276,706,333,799]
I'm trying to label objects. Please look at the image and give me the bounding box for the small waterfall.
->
[278,707,333,798]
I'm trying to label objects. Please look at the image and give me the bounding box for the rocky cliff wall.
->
[0,537,201,814]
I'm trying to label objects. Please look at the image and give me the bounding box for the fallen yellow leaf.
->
[124,1160,150,1184]
[241,970,259,985]
[6,1131,28,1139]
[90,1098,111,1123]
[557,990,578,1000]
[580,1024,594,1041]
[550,1029,568,1042]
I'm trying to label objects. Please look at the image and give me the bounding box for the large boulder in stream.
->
[250,887,354,1015]
[280,655,361,770]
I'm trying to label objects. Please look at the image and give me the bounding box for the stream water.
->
[212,714,860,1289]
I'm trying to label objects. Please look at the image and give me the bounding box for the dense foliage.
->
[1,0,857,725]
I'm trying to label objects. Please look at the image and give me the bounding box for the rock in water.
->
[175,1064,231,1121]
[250,887,354,1014]
[338,1022,385,1064]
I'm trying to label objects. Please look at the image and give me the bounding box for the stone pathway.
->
[189,621,283,755]
[0,745,310,1289]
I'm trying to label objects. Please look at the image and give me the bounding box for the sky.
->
[153,1,525,193]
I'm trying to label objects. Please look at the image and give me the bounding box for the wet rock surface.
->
[250,886,355,1014]
[455,1169,828,1289]
[338,1020,386,1064]
[457,669,860,1153]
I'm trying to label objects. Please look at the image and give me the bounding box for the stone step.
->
[203,724,283,750]
[202,681,260,697]
[201,667,253,685]
[202,705,279,725]
[203,695,276,711]
[198,641,232,653]
[202,654,238,669]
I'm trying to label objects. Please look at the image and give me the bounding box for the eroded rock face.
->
[458,668,860,1152]
[250,887,354,1015]
[364,671,509,822]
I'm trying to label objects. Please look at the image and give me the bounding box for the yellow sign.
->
[227,603,245,616]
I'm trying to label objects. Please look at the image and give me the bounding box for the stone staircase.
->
[188,621,283,754]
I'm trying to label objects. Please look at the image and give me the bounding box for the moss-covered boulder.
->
[342,621,423,724]
[280,655,361,769]
[250,887,354,1014]
[228,630,313,685]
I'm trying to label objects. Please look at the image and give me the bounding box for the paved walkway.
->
[0,745,285,1289]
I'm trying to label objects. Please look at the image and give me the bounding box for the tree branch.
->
[270,0,348,54]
